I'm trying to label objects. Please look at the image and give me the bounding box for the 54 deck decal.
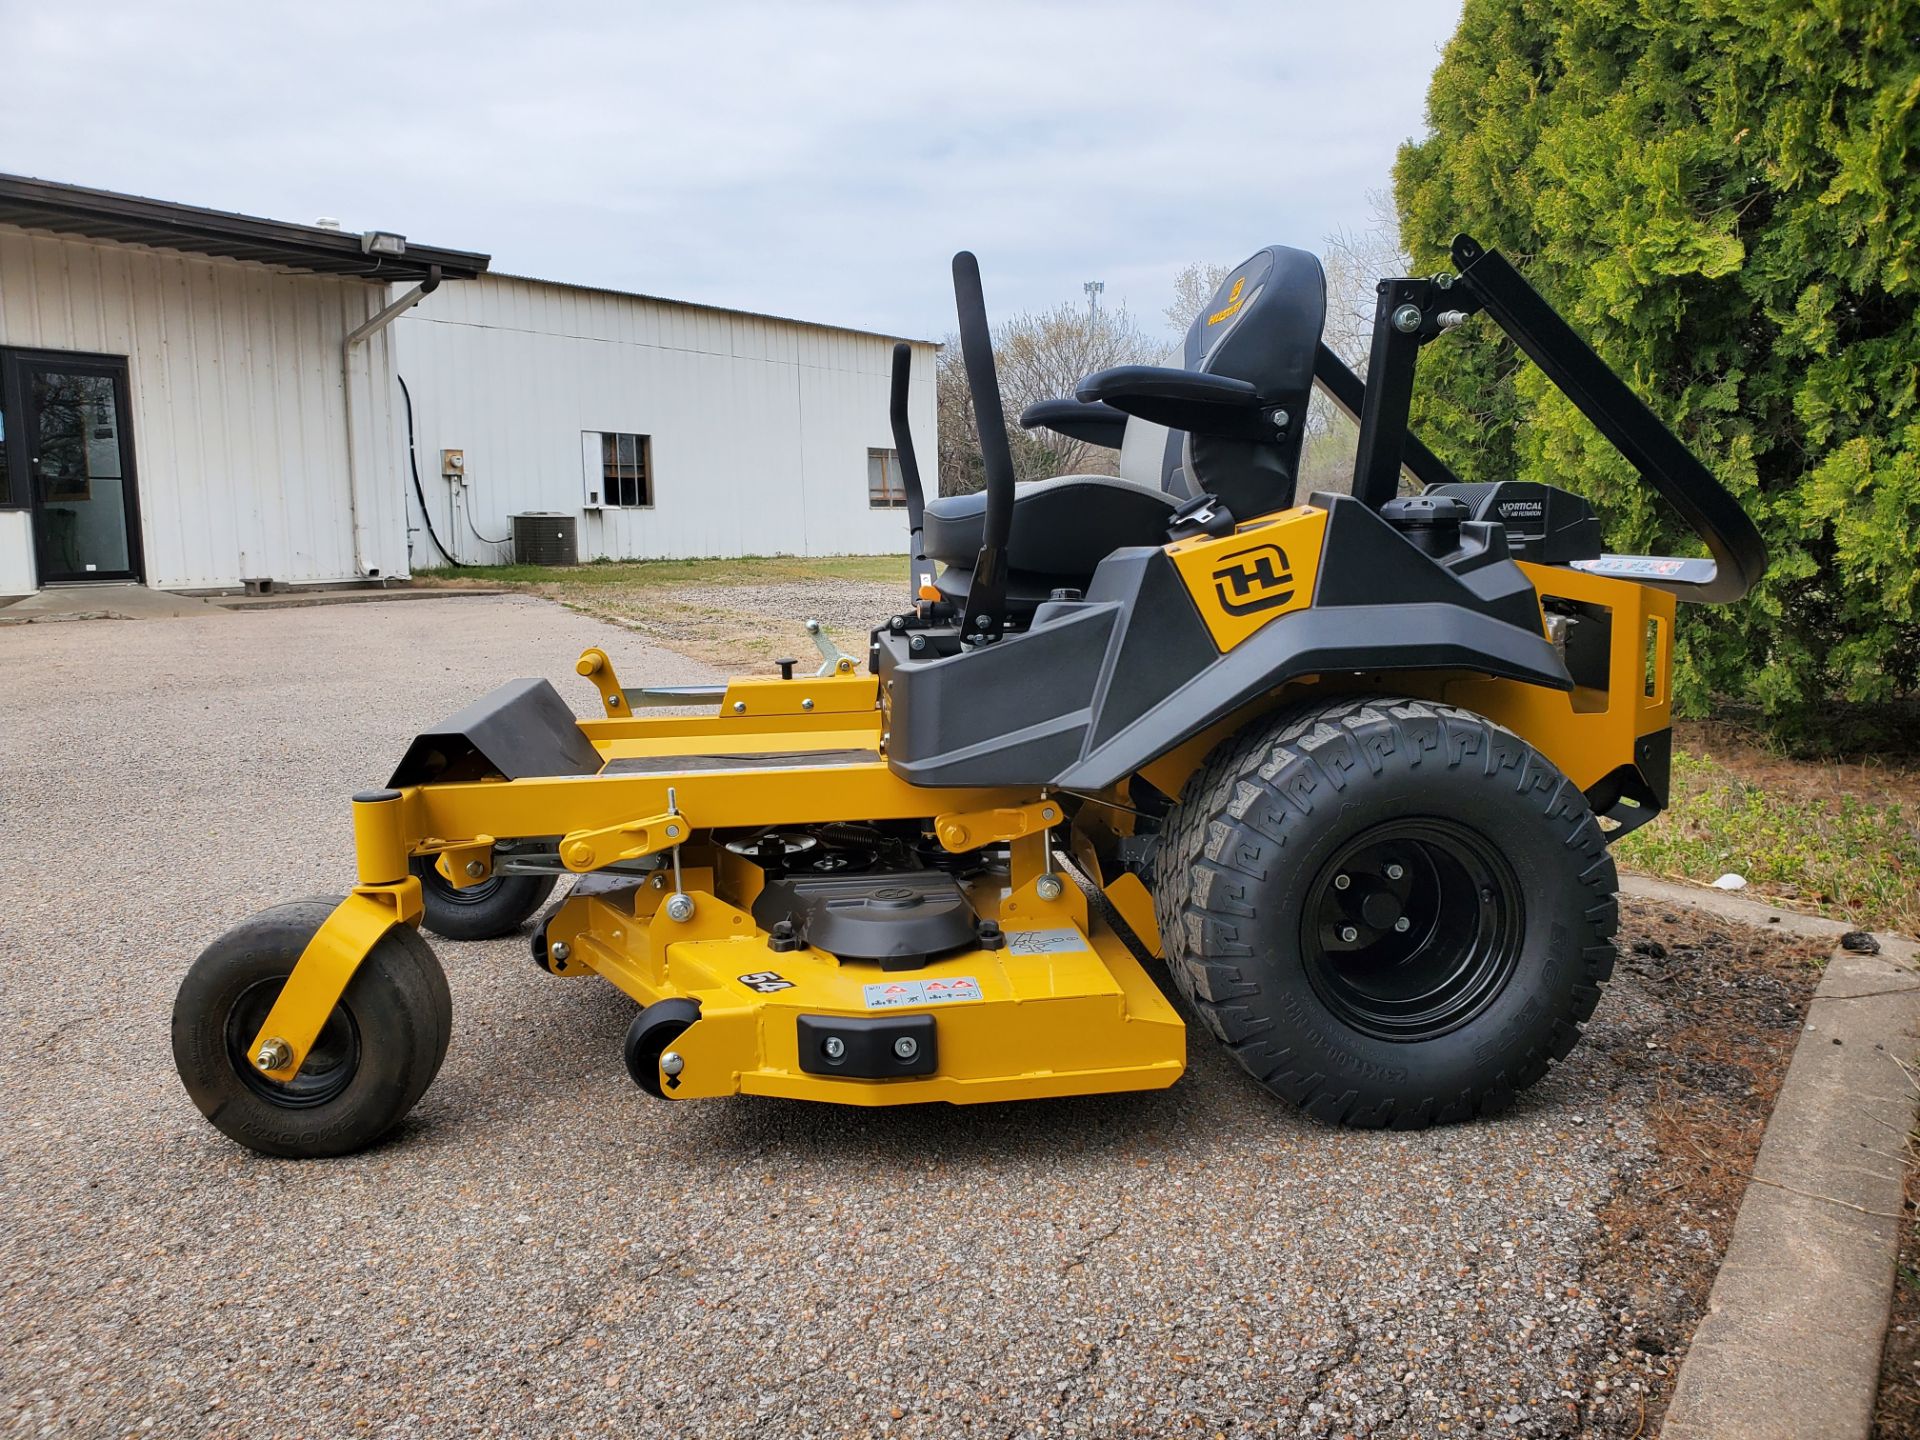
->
[738,971,794,993]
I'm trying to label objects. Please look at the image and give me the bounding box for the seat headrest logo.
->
[1207,276,1246,326]
[1210,542,1295,615]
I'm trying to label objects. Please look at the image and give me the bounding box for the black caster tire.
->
[411,857,557,941]
[1155,696,1617,1129]
[624,999,701,1098]
[172,898,452,1158]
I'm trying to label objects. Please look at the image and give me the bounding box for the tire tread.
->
[1154,695,1618,1129]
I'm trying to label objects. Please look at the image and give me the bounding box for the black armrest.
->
[1076,365,1271,440]
[1019,397,1128,451]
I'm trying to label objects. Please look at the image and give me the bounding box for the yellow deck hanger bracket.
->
[559,808,689,873]
[576,647,628,716]
[931,798,1060,852]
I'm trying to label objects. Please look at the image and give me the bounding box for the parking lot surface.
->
[3,597,1690,1438]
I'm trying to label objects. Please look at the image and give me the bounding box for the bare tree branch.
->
[936,300,1159,494]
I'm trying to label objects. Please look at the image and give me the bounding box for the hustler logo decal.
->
[1210,542,1295,616]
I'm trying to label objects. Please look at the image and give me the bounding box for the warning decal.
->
[1006,927,1090,956]
[863,977,984,1009]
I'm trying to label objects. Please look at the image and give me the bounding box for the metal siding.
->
[0,222,399,589]
[393,273,935,564]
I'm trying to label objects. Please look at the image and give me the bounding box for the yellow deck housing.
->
[541,870,1184,1104]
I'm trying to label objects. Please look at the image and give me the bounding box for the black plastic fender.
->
[389,677,601,787]
[880,495,1573,792]
[1055,602,1571,789]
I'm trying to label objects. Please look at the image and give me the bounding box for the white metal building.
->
[0,175,934,597]
[0,174,489,595]
[394,275,937,566]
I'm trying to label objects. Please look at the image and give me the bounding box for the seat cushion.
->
[922,475,1177,578]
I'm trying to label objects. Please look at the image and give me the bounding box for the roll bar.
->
[951,251,1016,642]
[1347,234,1765,604]
[1447,235,1766,603]
[1312,342,1461,488]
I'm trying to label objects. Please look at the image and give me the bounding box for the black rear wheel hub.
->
[1300,818,1523,1042]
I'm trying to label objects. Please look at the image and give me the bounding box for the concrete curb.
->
[1651,887,1920,1439]
[1621,872,1906,948]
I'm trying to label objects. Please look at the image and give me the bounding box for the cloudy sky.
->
[3,1,1462,339]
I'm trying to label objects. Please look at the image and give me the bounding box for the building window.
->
[598,432,652,508]
[868,448,907,508]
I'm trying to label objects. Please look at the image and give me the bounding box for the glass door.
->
[11,353,143,583]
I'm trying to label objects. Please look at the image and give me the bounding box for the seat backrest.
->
[1116,416,1186,495]
[1180,246,1326,519]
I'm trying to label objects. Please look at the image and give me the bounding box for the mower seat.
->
[924,247,1323,613]
[921,474,1178,582]
[1018,399,1187,498]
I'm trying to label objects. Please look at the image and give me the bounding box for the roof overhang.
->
[0,173,490,282]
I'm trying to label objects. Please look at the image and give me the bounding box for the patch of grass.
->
[1616,734,1920,936]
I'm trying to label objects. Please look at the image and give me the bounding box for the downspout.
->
[342,264,442,579]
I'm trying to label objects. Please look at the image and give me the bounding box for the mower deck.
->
[226,644,1185,1105]
[531,659,1185,1104]
[544,872,1184,1104]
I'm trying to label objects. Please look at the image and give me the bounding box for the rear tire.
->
[411,857,557,941]
[1154,696,1616,1128]
[172,899,452,1157]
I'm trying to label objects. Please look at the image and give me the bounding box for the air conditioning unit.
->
[511,512,579,567]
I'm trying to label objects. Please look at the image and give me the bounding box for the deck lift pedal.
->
[173,235,1765,1156]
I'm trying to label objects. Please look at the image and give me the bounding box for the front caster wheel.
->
[411,857,557,941]
[172,899,452,1157]
[1155,696,1617,1129]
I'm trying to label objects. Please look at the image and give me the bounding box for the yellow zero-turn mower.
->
[173,237,1766,1157]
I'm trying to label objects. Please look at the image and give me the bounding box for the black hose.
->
[397,373,457,566]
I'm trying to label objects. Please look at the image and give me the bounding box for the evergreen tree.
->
[1395,0,1919,727]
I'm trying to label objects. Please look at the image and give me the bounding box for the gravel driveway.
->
[0,595,1771,1438]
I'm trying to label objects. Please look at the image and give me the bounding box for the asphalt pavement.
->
[2,596,1662,1438]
